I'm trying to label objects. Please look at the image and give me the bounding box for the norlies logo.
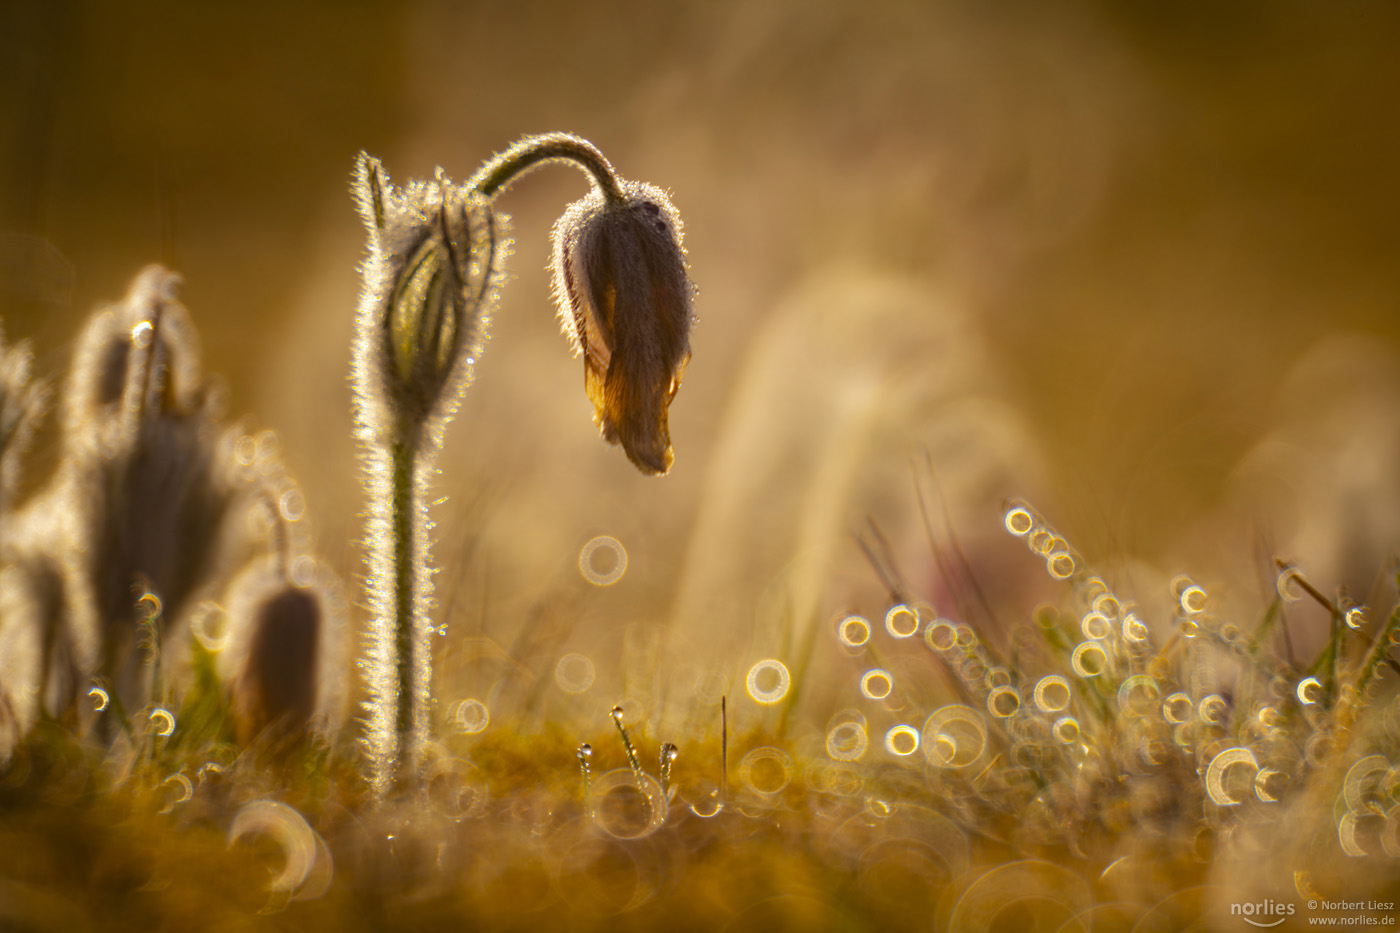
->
[1232,900,1296,927]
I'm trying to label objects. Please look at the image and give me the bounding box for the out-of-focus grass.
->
[3,485,1399,929]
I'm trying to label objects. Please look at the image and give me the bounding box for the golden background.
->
[4,1,1399,707]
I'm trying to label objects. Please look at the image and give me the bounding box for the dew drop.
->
[884,725,919,756]
[1053,716,1080,744]
[739,747,793,796]
[1047,551,1076,580]
[987,685,1021,718]
[924,620,957,652]
[1071,642,1108,678]
[148,707,176,737]
[826,721,868,761]
[579,535,628,586]
[1205,747,1258,806]
[1092,593,1121,621]
[838,614,871,648]
[278,487,306,523]
[884,604,920,638]
[859,669,893,701]
[746,659,790,704]
[1198,694,1228,726]
[1180,585,1208,615]
[1005,507,1034,536]
[454,698,489,734]
[554,653,596,694]
[158,772,193,814]
[88,686,110,712]
[1080,612,1111,640]
[1162,692,1194,723]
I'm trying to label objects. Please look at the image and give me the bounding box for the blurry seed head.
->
[350,154,508,444]
[551,180,694,475]
[63,265,204,459]
[0,325,49,513]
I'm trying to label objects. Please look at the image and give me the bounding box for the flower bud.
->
[352,155,506,441]
[220,555,341,747]
[551,181,693,475]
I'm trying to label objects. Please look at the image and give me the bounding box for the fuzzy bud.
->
[351,155,506,442]
[551,181,693,475]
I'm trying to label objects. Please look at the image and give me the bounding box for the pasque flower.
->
[551,181,693,475]
[352,134,695,796]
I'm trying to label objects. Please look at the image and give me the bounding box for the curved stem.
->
[470,133,626,206]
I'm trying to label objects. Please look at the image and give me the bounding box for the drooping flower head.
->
[551,181,693,475]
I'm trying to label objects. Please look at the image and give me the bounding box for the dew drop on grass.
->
[860,669,893,700]
[746,659,790,704]
[1122,614,1150,646]
[278,487,306,522]
[1254,767,1287,803]
[1053,717,1080,744]
[1342,755,1392,815]
[1033,676,1071,714]
[190,600,229,652]
[1070,642,1107,678]
[1092,593,1120,622]
[88,686,109,712]
[838,615,871,648]
[1046,551,1075,580]
[554,653,595,694]
[922,706,988,769]
[884,605,919,638]
[577,743,593,796]
[588,769,666,839]
[1162,692,1194,723]
[739,747,793,796]
[1117,675,1159,717]
[659,742,678,796]
[578,535,628,586]
[1276,567,1304,602]
[158,772,193,814]
[884,725,919,756]
[1205,747,1258,806]
[454,698,489,734]
[924,620,957,652]
[826,721,868,761]
[987,686,1020,718]
[149,707,175,737]
[1080,612,1111,640]
[1004,507,1034,536]
[1180,585,1208,615]
[1198,694,1228,726]
[228,799,321,895]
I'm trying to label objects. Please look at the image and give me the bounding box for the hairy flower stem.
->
[390,438,418,754]
[471,133,625,205]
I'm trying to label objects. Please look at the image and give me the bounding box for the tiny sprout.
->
[577,742,593,797]
[659,742,678,797]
